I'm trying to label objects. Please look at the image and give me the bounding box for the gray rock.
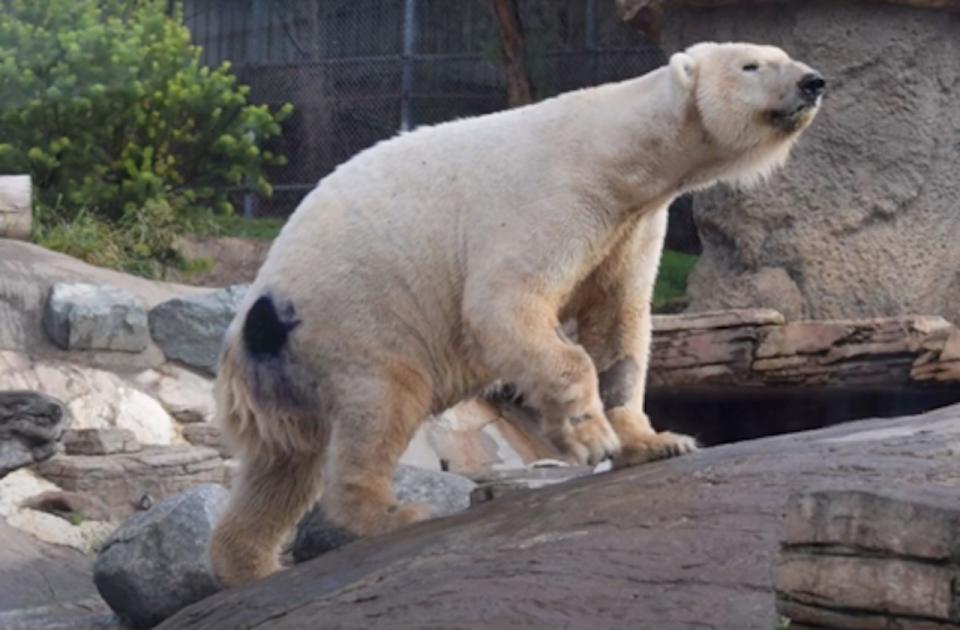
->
[63,428,141,456]
[0,391,68,478]
[148,285,248,374]
[94,484,228,628]
[292,464,476,562]
[44,283,149,352]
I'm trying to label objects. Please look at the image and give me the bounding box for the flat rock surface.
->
[162,403,960,630]
[0,519,98,614]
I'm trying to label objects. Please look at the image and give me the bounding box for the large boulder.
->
[160,403,960,629]
[619,0,960,322]
[0,351,177,446]
[292,464,477,562]
[0,390,67,478]
[94,484,228,628]
[149,285,249,374]
[43,282,149,352]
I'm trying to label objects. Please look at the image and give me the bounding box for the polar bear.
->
[210,41,825,586]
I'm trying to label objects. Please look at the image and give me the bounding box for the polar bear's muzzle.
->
[769,72,826,133]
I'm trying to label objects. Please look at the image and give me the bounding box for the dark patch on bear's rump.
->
[598,357,639,410]
[243,294,301,358]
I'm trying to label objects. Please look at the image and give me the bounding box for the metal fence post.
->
[400,0,418,131]
[249,0,267,64]
[243,0,267,219]
[585,0,598,85]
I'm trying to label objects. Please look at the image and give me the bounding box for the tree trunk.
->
[490,0,534,107]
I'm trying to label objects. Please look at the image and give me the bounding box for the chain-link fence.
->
[183,0,664,218]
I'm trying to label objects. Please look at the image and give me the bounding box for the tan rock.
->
[0,351,179,445]
[422,399,557,475]
[36,446,231,517]
[652,308,783,332]
[63,428,140,455]
[181,423,230,458]
[0,175,31,241]
[776,488,960,627]
[134,364,215,424]
[0,468,112,553]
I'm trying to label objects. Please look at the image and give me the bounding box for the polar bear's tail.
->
[215,294,327,457]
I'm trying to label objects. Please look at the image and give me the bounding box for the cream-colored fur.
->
[210,42,823,586]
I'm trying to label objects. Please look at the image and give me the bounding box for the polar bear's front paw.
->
[548,413,622,466]
[613,430,698,468]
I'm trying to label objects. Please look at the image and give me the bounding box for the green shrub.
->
[653,250,698,313]
[0,0,291,275]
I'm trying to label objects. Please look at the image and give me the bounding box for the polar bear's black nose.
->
[798,73,826,99]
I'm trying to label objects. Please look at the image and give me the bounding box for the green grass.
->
[653,249,698,313]
[198,214,286,241]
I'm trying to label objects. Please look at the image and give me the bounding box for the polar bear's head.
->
[669,42,825,185]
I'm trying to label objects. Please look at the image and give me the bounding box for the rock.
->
[172,236,270,287]
[22,490,112,522]
[0,598,121,630]
[775,487,960,628]
[44,282,149,352]
[0,351,178,446]
[64,428,141,456]
[468,465,594,505]
[0,469,113,553]
[149,285,249,374]
[0,518,101,620]
[181,423,229,457]
[37,446,231,518]
[0,390,68,477]
[159,403,960,630]
[292,464,476,562]
[690,267,807,321]
[637,1,960,323]
[133,365,215,424]
[422,398,560,475]
[94,485,228,628]
[0,239,203,372]
[0,468,62,519]
[645,309,960,389]
[0,175,31,241]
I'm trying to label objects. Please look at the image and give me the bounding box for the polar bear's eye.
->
[742,63,760,72]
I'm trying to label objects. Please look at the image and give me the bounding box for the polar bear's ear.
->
[668,52,697,97]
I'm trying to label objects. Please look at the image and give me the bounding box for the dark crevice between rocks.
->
[648,385,960,447]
